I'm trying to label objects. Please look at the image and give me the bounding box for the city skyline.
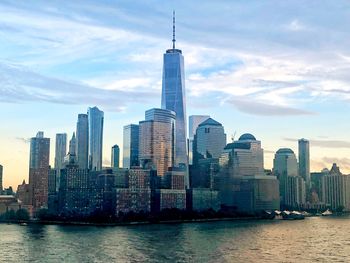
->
[2,1,350,188]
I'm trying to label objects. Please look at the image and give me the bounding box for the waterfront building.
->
[139,108,176,177]
[122,124,139,168]
[48,168,58,214]
[111,145,120,168]
[29,131,50,211]
[163,169,186,190]
[191,158,220,189]
[76,114,89,169]
[0,195,21,215]
[219,134,280,212]
[161,12,188,186]
[186,188,220,212]
[88,106,104,171]
[188,115,210,165]
[0,164,2,194]
[298,138,310,189]
[115,169,153,215]
[321,163,350,211]
[273,148,305,207]
[158,189,186,211]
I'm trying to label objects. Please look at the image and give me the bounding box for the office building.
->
[76,114,89,169]
[111,145,120,168]
[123,124,139,168]
[54,133,67,170]
[0,164,2,194]
[299,138,310,189]
[29,131,50,211]
[188,115,210,164]
[139,108,176,177]
[161,13,188,185]
[88,107,104,171]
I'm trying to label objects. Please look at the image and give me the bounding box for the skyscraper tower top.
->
[167,10,182,54]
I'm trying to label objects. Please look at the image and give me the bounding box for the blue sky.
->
[2,0,350,187]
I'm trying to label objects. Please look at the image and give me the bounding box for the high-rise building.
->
[111,144,120,168]
[298,138,310,189]
[139,108,176,177]
[188,115,210,165]
[64,133,77,164]
[88,107,104,171]
[161,12,188,182]
[54,133,67,170]
[273,148,305,207]
[0,164,3,194]
[194,118,226,162]
[321,163,350,211]
[76,114,89,169]
[29,131,50,210]
[122,124,139,168]
[219,133,280,212]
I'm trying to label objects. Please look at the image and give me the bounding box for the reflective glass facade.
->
[76,114,89,169]
[123,124,139,168]
[298,138,310,189]
[111,144,120,168]
[88,107,104,171]
[54,133,67,169]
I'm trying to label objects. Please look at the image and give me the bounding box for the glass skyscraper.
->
[139,108,176,177]
[111,144,120,168]
[54,133,67,170]
[76,113,89,169]
[188,115,210,165]
[0,164,3,194]
[298,138,310,189]
[88,107,104,171]
[123,124,139,168]
[161,13,188,185]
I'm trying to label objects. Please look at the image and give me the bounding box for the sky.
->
[1,0,350,188]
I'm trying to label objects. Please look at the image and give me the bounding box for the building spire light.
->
[172,10,176,49]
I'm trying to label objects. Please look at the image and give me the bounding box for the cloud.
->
[227,98,315,116]
[0,62,158,111]
[284,138,350,148]
[15,137,30,144]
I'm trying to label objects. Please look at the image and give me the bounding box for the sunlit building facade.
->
[188,115,210,165]
[111,144,120,168]
[139,108,176,177]
[298,138,310,189]
[88,107,104,171]
[76,114,89,169]
[123,124,139,168]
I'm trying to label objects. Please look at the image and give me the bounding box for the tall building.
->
[29,131,50,211]
[0,164,3,194]
[64,133,77,164]
[54,133,67,170]
[273,148,305,207]
[194,118,226,162]
[111,144,120,168]
[188,115,210,164]
[298,138,310,189]
[161,12,188,181]
[139,108,176,177]
[88,107,104,171]
[122,124,139,168]
[76,114,89,169]
[322,163,350,211]
[219,133,280,211]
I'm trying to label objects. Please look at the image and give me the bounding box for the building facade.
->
[29,131,50,211]
[0,164,2,194]
[139,108,176,177]
[54,133,67,170]
[76,113,89,169]
[88,106,104,171]
[111,145,120,168]
[298,138,310,189]
[188,115,210,165]
[122,124,139,168]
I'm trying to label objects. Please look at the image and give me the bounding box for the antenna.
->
[172,10,176,49]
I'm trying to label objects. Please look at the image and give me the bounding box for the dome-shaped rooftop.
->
[276,148,294,154]
[238,133,256,141]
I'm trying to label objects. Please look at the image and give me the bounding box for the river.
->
[1,216,349,262]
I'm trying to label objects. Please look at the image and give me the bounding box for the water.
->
[1,216,349,262]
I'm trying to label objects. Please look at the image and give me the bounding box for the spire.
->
[172,10,176,49]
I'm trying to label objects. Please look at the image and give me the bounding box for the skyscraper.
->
[111,144,120,168]
[161,12,188,181]
[88,107,104,171]
[299,138,310,189]
[0,164,3,194]
[139,108,176,177]
[76,114,89,169]
[29,131,50,210]
[123,124,139,168]
[273,148,305,207]
[194,118,226,162]
[188,115,210,165]
[54,133,67,170]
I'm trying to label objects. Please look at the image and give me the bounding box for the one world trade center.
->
[161,12,189,186]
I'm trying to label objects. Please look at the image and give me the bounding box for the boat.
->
[282,210,305,220]
[19,222,27,226]
[321,209,333,216]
